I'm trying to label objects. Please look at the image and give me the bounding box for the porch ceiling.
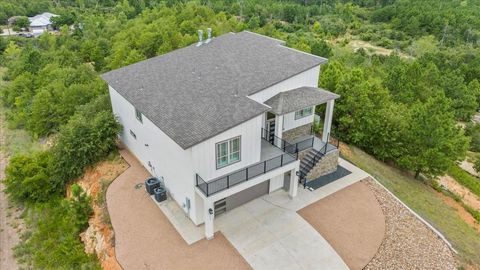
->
[264,86,339,115]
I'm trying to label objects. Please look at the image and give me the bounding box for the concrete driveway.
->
[159,158,368,270]
[215,197,349,270]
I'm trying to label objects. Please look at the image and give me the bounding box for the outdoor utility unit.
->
[145,177,160,195]
[153,187,167,202]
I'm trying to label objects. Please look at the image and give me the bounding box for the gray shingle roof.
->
[265,87,339,115]
[102,31,327,149]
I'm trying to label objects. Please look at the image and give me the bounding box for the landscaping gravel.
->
[363,178,457,270]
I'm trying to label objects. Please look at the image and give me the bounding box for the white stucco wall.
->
[191,115,263,181]
[269,173,284,192]
[249,65,320,103]
[282,106,315,131]
[109,87,200,223]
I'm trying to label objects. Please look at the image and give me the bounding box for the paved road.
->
[0,110,20,270]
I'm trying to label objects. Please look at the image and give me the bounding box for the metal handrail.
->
[196,151,296,197]
[299,133,331,187]
[261,128,298,159]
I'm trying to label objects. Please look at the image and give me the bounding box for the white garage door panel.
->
[226,181,269,211]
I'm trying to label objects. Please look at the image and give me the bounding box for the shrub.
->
[4,151,55,203]
[465,123,480,152]
[311,40,332,58]
[448,165,480,198]
[15,185,99,270]
[52,94,121,187]
[475,159,480,174]
[14,16,30,28]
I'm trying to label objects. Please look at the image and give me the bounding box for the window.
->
[216,136,241,169]
[129,130,137,139]
[294,107,313,120]
[135,108,143,123]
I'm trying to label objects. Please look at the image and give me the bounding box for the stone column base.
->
[306,149,339,180]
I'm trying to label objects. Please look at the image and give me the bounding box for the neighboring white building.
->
[28,12,58,36]
[102,30,340,239]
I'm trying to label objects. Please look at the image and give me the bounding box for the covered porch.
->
[263,86,339,148]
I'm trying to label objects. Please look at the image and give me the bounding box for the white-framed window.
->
[129,129,137,139]
[294,107,313,120]
[135,108,143,123]
[216,136,241,169]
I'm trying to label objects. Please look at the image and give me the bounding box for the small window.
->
[216,136,241,169]
[135,108,143,123]
[294,107,313,120]
[130,130,137,139]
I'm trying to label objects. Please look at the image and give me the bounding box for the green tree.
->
[51,95,121,187]
[408,35,439,57]
[319,60,344,92]
[4,151,54,203]
[465,123,480,152]
[311,40,332,58]
[14,16,29,28]
[398,95,469,178]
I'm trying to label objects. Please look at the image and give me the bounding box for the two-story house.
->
[102,30,340,239]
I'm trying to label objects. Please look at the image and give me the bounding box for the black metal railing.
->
[196,152,296,196]
[261,128,298,159]
[299,141,329,187]
[195,129,340,197]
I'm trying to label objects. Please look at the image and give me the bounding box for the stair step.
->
[302,157,315,166]
[299,170,307,176]
[300,163,312,171]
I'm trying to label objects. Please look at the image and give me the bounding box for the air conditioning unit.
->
[145,177,160,195]
[153,187,167,202]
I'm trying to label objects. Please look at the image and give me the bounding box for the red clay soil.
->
[298,181,386,270]
[106,149,251,270]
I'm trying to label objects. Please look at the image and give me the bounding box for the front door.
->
[266,120,275,144]
[265,112,276,143]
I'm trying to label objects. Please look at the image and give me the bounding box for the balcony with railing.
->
[195,129,298,197]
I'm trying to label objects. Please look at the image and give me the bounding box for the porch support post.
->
[204,199,215,240]
[322,100,334,142]
[289,167,298,198]
[275,114,284,140]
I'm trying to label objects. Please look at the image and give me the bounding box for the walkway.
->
[106,149,250,270]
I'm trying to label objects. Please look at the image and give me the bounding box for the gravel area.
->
[364,178,457,270]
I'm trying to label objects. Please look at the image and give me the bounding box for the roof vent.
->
[205,28,212,44]
[196,30,203,47]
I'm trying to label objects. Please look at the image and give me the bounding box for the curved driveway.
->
[106,150,250,270]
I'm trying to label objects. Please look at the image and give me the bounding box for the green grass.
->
[0,105,42,155]
[0,68,42,155]
[448,165,480,198]
[342,145,480,268]
[465,151,480,163]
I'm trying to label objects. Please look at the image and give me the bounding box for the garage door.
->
[214,181,270,216]
[227,181,269,211]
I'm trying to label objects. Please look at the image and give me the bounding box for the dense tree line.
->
[1,0,480,268]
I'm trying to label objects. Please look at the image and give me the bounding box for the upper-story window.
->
[135,108,143,123]
[294,107,313,120]
[216,136,241,169]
